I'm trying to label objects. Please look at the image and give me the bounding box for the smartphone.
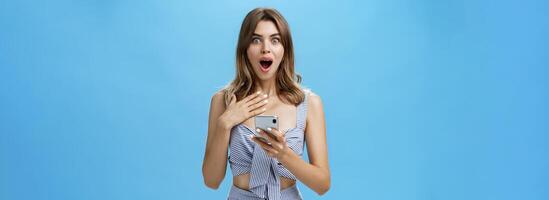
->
[254,115,278,144]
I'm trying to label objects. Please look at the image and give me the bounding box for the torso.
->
[233,174,296,191]
[233,95,299,191]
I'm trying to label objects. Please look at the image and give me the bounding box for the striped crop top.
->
[228,90,309,200]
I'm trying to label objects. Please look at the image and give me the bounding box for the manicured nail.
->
[263,94,268,98]
[256,129,261,133]
[267,127,272,131]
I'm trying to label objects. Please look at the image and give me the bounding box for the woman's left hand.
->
[251,128,291,160]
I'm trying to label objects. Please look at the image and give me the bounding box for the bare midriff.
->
[233,173,296,191]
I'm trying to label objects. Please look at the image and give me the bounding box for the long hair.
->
[224,8,304,106]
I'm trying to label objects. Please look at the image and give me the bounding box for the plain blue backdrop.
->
[1,0,548,199]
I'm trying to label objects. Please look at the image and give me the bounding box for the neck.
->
[255,78,277,97]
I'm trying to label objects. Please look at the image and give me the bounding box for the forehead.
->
[254,20,279,36]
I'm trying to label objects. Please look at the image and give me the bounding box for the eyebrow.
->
[252,33,280,37]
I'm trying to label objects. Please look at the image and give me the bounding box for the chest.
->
[242,100,298,134]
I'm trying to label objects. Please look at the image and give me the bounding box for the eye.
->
[252,38,261,44]
[272,38,280,44]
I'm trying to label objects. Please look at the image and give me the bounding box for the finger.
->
[257,128,277,144]
[251,136,277,153]
[267,128,285,143]
[248,99,268,112]
[251,130,272,143]
[241,91,262,103]
[245,93,268,107]
[249,107,267,116]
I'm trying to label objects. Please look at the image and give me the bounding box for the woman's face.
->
[247,20,284,81]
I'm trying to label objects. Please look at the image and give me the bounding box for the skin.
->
[202,20,330,195]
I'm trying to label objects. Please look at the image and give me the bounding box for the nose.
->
[261,43,271,54]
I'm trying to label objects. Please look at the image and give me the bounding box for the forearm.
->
[202,122,231,189]
[278,150,331,195]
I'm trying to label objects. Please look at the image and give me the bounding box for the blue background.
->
[1,0,548,199]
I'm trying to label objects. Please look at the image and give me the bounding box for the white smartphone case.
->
[254,115,278,143]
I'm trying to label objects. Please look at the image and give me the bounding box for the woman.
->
[202,8,330,200]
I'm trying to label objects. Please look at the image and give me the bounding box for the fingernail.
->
[257,91,261,94]
[256,129,261,133]
[267,127,272,131]
[249,135,254,140]
[263,94,268,98]
[264,100,268,103]
[263,108,266,111]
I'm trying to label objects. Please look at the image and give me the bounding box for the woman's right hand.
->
[218,91,269,130]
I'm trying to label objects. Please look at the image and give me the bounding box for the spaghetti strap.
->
[296,90,308,131]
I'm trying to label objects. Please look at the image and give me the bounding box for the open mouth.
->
[259,59,273,72]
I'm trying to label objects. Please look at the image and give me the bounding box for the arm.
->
[202,92,230,189]
[281,94,330,195]
[252,93,331,195]
[202,91,269,189]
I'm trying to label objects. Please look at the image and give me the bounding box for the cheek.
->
[247,46,259,61]
[274,47,285,63]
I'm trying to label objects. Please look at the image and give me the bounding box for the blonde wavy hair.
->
[224,8,304,106]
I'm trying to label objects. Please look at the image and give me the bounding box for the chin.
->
[255,73,276,81]
[254,66,278,81]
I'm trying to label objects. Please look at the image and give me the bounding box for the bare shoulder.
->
[307,91,324,112]
[211,90,225,103]
[305,91,325,125]
[210,90,226,112]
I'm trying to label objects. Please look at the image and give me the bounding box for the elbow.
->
[315,183,330,196]
[202,174,222,189]
[314,175,331,195]
[204,179,221,190]
[202,168,223,189]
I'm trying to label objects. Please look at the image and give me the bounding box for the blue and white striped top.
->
[229,91,308,200]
